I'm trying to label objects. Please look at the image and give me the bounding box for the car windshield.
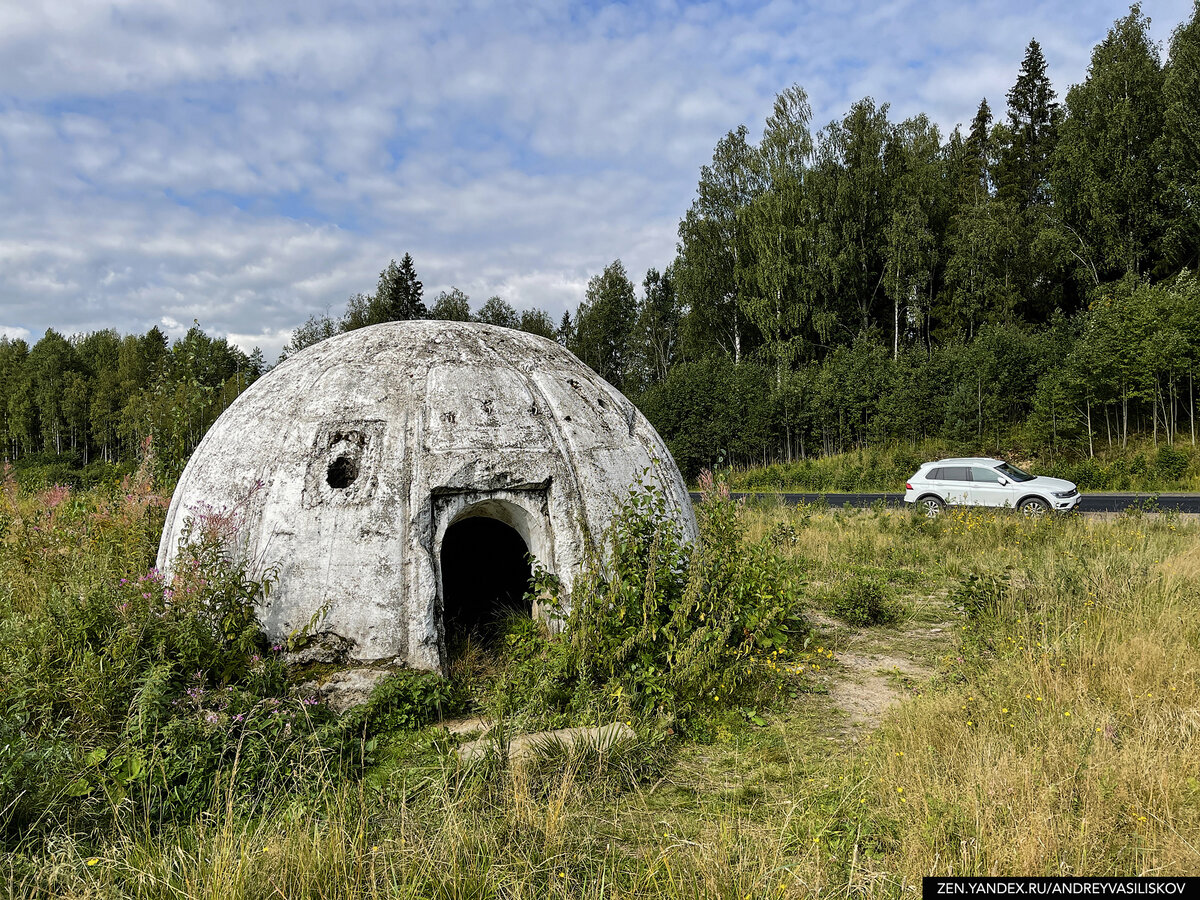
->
[996,462,1035,483]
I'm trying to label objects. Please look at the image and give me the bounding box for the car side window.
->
[927,467,943,480]
[972,467,1002,483]
[942,466,971,481]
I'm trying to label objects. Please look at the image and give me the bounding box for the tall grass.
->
[743,502,1200,882]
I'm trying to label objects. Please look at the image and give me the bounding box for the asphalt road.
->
[688,491,1200,513]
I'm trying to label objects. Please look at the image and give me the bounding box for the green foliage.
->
[1161,2,1200,270]
[674,125,759,364]
[518,308,558,339]
[467,475,805,730]
[342,671,457,734]
[1155,444,1190,480]
[428,288,560,338]
[997,38,1060,210]
[727,443,944,493]
[0,483,360,844]
[4,502,1195,893]
[625,8,1200,474]
[476,295,520,329]
[1052,5,1166,282]
[12,4,1200,497]
[1,324,261,483]
[429,287,473,321]
[625,266,681,391]
[826,574,903,626]
[952,570,1012,622]
[571,260,638,390]
[636,357,774,479]
[726,438,1200,494]
[368,254,427,324]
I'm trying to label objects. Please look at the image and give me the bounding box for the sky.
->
[0,0,1194,361]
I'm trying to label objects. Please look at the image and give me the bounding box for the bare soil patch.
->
[827,650,933,733]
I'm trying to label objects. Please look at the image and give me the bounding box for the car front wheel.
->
[920,496,944,518]
[1019,498,1049,518]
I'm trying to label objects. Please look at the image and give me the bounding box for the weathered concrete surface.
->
[456,722,636,765]
[283,631,355,667]
[298,667,393,714]
[157,321,696,673]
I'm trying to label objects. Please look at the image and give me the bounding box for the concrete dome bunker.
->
[156,321,697,673]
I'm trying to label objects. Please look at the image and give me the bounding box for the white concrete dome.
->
[157,321,697,671]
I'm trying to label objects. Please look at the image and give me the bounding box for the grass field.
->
[2,470,1198,897]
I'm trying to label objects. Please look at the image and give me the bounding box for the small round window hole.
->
[326,455,359,489]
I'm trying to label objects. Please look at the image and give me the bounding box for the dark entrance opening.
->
[440,516,533,654]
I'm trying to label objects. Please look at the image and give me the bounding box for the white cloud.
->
[0,0,1194,360]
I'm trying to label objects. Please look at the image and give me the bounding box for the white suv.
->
[904,458,1081,517]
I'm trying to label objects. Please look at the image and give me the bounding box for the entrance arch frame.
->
[430,484,560,664]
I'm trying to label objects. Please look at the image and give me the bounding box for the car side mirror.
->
[998,477,1009,486]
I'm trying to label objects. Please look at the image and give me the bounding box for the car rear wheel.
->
[919,496,944,518]
[1019,498,1048,518]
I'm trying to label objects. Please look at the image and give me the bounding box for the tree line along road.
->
[688,493,1200,514]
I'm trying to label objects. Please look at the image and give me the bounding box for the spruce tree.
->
[556,311,573,346]
[967,98,993,198]
[371,254,426,323]
[1000,39,1060,208]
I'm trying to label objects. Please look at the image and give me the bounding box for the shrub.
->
[1155,444,1189,481]
[0,484,366,845]
[474,471,806,729]
[951,570,1012,626]
[342,670,458,734]
[827,574,903,626]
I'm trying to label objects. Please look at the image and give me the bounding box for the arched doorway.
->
[440,515,533,654]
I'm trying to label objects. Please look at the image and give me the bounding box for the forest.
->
[1,3,1198,484]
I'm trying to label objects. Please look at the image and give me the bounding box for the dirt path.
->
[827,650,931,734]
[809,611,955,738]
